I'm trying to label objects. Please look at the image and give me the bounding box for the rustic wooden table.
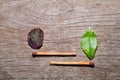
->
[0,0,120,80]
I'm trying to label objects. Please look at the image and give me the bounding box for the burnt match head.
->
[27,28,44,49]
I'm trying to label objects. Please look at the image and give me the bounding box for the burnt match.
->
[32,52,76,57]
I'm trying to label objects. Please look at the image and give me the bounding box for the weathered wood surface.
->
[0,0,120,80]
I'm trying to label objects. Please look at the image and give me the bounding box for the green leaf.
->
[80,27,98,60]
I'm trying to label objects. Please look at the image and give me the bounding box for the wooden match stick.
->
[32,52,76,57]
[50,61,94,67]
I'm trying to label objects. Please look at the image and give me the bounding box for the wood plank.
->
[0,0,120,80]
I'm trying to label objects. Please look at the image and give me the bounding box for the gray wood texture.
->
[0,0,120,80]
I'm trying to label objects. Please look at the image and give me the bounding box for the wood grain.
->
[0,0,120,80]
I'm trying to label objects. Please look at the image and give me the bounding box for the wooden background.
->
[0,0,120,80]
